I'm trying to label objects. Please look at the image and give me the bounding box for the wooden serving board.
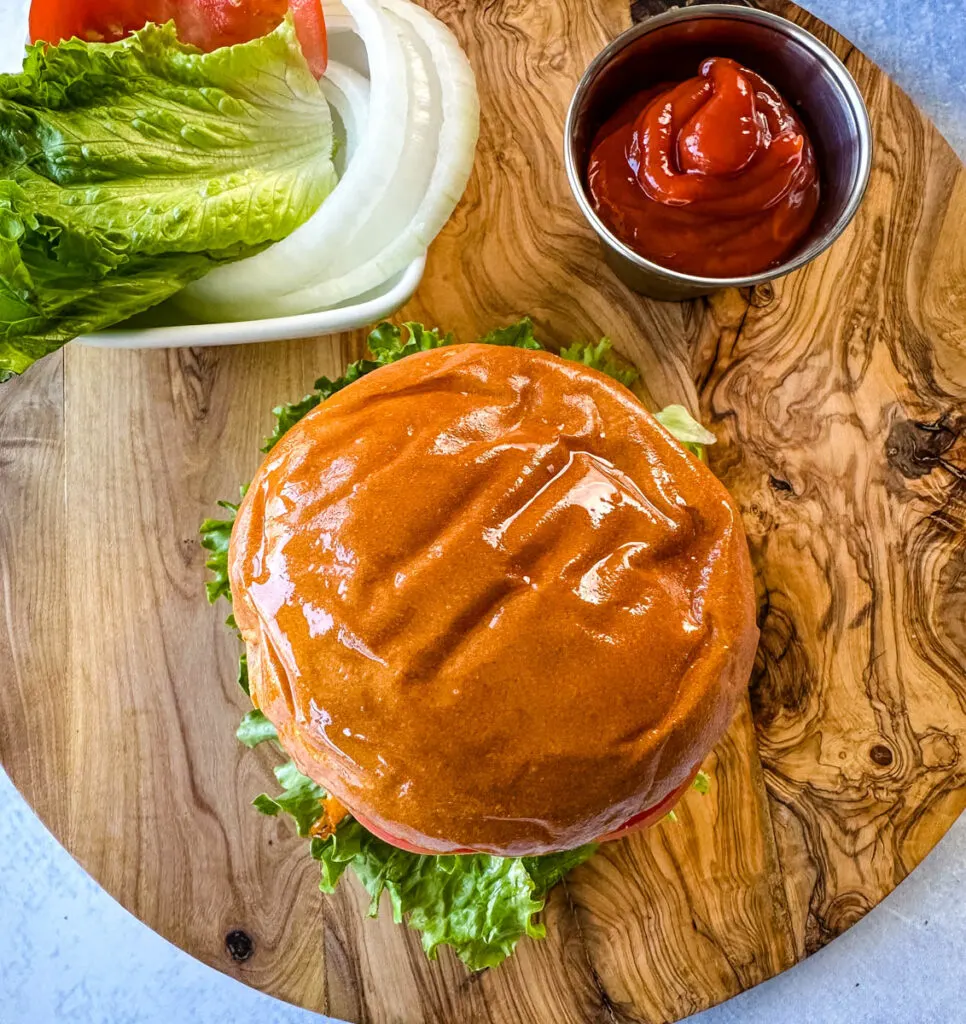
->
[2,1,965,1021]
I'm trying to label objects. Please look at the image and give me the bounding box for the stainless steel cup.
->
[564,4,873,301]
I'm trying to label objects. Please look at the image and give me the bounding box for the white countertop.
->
[1,2,964,1021]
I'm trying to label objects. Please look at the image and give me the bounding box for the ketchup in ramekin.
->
[587,57,820,278]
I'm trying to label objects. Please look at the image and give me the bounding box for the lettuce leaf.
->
[203,318,718,970]
[262,320,458,451]
[253,762,328,838]
[558,337,639,388]
[199,498,241,605]
[655,404,717,459]
[263,319,639,452]
[199,492,249,693]
[251,755,706,970]
[475,318,542,350]
[0,18,336,380]
[0,180,229,380]
[248,751,708,969]
[236,708,278,748]
[230,688,599,969]
[311,819,596,970]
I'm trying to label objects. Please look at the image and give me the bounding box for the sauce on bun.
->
[230,343,758,856]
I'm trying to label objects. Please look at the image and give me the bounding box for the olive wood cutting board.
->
[1,1,964,1021]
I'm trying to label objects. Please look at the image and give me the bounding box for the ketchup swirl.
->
[588,57,820,278]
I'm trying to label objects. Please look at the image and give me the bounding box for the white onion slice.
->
[323,14,356,33]
[322,0,351,17]
[326,12,371,77]
[178,0,409,318]
[283,10,436,290]
[236,0,479,317]
[331,10,436,263]
[320,61,370,173]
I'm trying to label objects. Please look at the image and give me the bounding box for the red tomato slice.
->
[29,0,327,76]
[29,0,167,45]
[289,0,328,78]
[596,772,698,843]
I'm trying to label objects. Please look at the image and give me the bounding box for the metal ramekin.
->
[564,4,873,301]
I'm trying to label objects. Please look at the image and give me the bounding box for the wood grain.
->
[698,0,966,958]
[0,1,963,1022]
[0,352,68,836]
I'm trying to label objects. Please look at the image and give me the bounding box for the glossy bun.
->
[229,344,758,855]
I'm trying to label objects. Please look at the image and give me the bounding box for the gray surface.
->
[1,2,964,1023]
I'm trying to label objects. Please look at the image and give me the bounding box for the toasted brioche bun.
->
[230,344,758,855]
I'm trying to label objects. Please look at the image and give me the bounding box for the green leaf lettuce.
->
[264,319,649,452]
[253,762,328,838]
[236,708,278,749]
[312,819,596,970]
[558,337,639,388]
[655,404,717,459]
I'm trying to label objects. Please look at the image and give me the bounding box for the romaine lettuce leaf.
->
[0,17,336,380]
[0,180,230,380]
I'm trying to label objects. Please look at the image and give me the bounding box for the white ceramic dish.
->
[77,253,426,350]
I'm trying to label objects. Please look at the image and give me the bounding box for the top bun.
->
[229,343,758,855]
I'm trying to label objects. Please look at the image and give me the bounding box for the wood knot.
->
[885,412,960,479]
[919,729,960,770]
[171,347,217,423]
[750,281,775,307]
[869,743,894,767]
[225,929,255,962]
[768,474,793,494]
[750,599,814,724]
[823,892,872,938]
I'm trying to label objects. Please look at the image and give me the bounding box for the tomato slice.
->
[595,772,699,843]
[29,0,167,45]
[289,0,328,78]
[29,0,327,76]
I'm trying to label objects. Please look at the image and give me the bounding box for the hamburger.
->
[202,318,758,967]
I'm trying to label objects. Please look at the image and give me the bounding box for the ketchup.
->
[587,57,820,278]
